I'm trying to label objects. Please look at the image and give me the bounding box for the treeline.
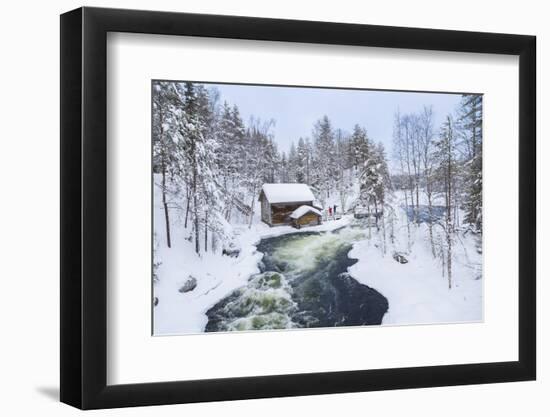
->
[153,81,282,255]
[392,95,482,287]
[153,81,392,255]
[153,80,482,280]
[277,117,390,212]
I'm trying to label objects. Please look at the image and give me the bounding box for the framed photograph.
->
[60,7,536,409]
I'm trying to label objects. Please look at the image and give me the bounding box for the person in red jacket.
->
[328,206,333,218]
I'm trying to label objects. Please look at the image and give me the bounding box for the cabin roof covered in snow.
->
[289,205,322,219]
[260,183,315,204]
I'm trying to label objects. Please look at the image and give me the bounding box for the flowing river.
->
[205,226,388,332]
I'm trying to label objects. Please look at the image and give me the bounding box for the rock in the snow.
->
[392,252,409,264]
[222,241,241,257]
[222,248,240,258]
[179,276,197,293]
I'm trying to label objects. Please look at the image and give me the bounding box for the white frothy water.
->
[206,227,374,332]
[270,228,366,275]
[207,271,298,331]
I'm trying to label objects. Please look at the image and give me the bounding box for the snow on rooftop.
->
[261,183,315,204]
[290,205,322,219]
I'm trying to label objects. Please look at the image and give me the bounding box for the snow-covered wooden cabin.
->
[259,184,320,227]
[289,205,322,228]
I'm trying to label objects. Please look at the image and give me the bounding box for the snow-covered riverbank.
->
[154,208,482,334]
[348,225,482,326]
[153,200,351,335]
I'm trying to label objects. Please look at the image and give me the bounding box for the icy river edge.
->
[153,214,482,335]
[153,217,364,335]
[205,225,389,332]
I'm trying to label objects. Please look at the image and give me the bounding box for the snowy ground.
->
[348,224,482,326]
[346,190,483,325]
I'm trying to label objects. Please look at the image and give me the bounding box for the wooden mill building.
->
[259,184,322,228]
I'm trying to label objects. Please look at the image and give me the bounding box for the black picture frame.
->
[60,6,536,410]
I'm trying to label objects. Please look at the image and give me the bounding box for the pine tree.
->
[296,137,308,183]
[305,137,313,184]
[358,139,385,240]
[152,81,179,248]
[359,143,384,212]
[350,124,369,170]
[172,82,222,255]
[312,116,336,204]
[243,119,275,227]
[374,142,390,253]
[195,86,225,252]
[458,94,483,232]
[287,141,298,182]
[263,138,279,183]
[335,129,353,211]
[276,152,286,183]
[216,101,247,222]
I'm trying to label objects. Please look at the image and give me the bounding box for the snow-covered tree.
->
[349,124,370,170]
[263,138,280,183]
[418,106,437,256]
[243,118,276,227]
[335,129,353,211]
[279,152,289,183]
[311,116,336,204]
[433,115,458,288]
[457,94,483,232]
[392,110,412,249]
[171,82,225,255]
[152,81,180,248]
[359,143,385,214]
[295,137,308,183]
[287,141,298,182]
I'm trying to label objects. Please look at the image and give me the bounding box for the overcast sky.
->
[204,82,463,157]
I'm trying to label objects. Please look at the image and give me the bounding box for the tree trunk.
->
[193,160,200,255]
[446,188,452,288]
[184,184,190,229]
[381,203,386,255]
[306,154,310,184]
[426,185,436,258]
[446,229,452,289]
[340,172,347,213]
[161,159,171,248]
[415,180,420,222]
[225,192,234,222]
[204,210,208,253]
[440,237,446,278]
[211,232,217,253]
[389,208,395,245]
[374,199,379,231]
[404,126,416,224]
[446,132,453,289]
[411,140,420,223]
[367,205,372,240]
[248,185,257,229]
[403,189,411,251]
[157,106,171,247]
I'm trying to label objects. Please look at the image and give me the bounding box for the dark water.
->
[205,228,388,332]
